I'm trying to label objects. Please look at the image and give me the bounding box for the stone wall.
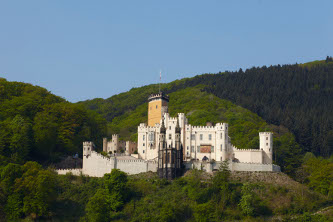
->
[58,151,158,177]
[57,168,82,176]
[184,161,280,173]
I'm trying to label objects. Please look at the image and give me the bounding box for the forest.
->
[0,156,332,221]
[81,58,333,158]
[0,57,332,221]
[0,78,106,165]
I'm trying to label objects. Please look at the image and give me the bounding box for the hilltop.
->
[80,58,333,159]
[0,59,332,221]
[0,78,106,164]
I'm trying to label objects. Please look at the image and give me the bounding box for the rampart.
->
[184,161,280,173]
[60,151,158,177]
[56,168,82,176]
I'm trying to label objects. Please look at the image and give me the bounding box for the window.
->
[211,146,214,152]
[148,133,155,141]
[209,134,212,140]
[191,134,195,140]
[143,143,145,146]
[220,144,223,151]
[266,143,268,146]
[143,150,145,153]
[200,134,203,140]
[197,146,200,153]
[169,126,171,130]
[169,134,172,140]
[187,152,189,155]
[266,137,268,140]
[187,146,189,150]
[220,133,222,139]
[143,135,145,140]
[156,105,158,109]
[191,146,194,152]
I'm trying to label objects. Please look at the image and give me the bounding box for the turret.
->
[148,92,169,127]
[159,117,166,149]
[175,118,181,150]
[259,132,273,164]
[83,141,94,157]
[103,138,108,152]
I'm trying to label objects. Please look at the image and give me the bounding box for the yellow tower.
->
[148,92,169,126]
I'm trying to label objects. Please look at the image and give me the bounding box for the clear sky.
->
[0,0,332,102]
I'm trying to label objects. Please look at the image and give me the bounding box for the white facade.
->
[57,141,279,177]
[138,113,273,165]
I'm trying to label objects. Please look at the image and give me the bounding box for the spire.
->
[160,117,166,134]
[175,117,181,134]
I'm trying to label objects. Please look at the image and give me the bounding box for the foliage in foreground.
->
[1,160,331,221]
[0,78,107,164]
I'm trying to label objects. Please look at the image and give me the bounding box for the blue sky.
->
[0,0,332,102]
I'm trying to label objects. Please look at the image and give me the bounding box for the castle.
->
[102,135,137,155]
[139,92,273,165]
[57,92,280,178]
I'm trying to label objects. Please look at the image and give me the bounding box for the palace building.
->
[138,92,273,166]
[57,92,280,179]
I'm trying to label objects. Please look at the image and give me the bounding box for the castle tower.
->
[112,134,119,153]
[259,132,273,164]
[83,141,94,157]
[103,138,108,152]
[175,119,183,176]
[148,92,169,127]
[158,118,167,178]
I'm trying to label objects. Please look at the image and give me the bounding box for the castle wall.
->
[184,161,280,173]
[233,149,263,163]
[78,151,158,177]
[57,168,82,176]
[83,151,114,177]
[229,162,280,172]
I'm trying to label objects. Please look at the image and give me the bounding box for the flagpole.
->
[159,70,161,93]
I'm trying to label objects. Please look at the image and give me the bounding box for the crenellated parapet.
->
[234,148,263,152]
[148,92,169,102]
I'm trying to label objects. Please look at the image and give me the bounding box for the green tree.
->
[85,188,111,222]
[103,169,128,211]
[212,160,231,208]
[9,115,32,163]
[13,162,58,218]
[239,182,255,216]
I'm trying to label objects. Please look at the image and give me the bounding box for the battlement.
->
[148,92,169,102]
[234,148,263,152]
[259,132,273,135]
[83,141,94,146]
[56,168,82,176]
[167,117,178,122]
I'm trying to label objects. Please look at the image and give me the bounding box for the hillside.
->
[106,86,300,175]
[0,78,107,164]
[80,58,333,158]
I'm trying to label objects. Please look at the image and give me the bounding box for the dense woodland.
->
[0,157,332,221]
[0,78,106,164]
[0,58,332,221]
[203,59,333,158]
[81,58,333,158]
